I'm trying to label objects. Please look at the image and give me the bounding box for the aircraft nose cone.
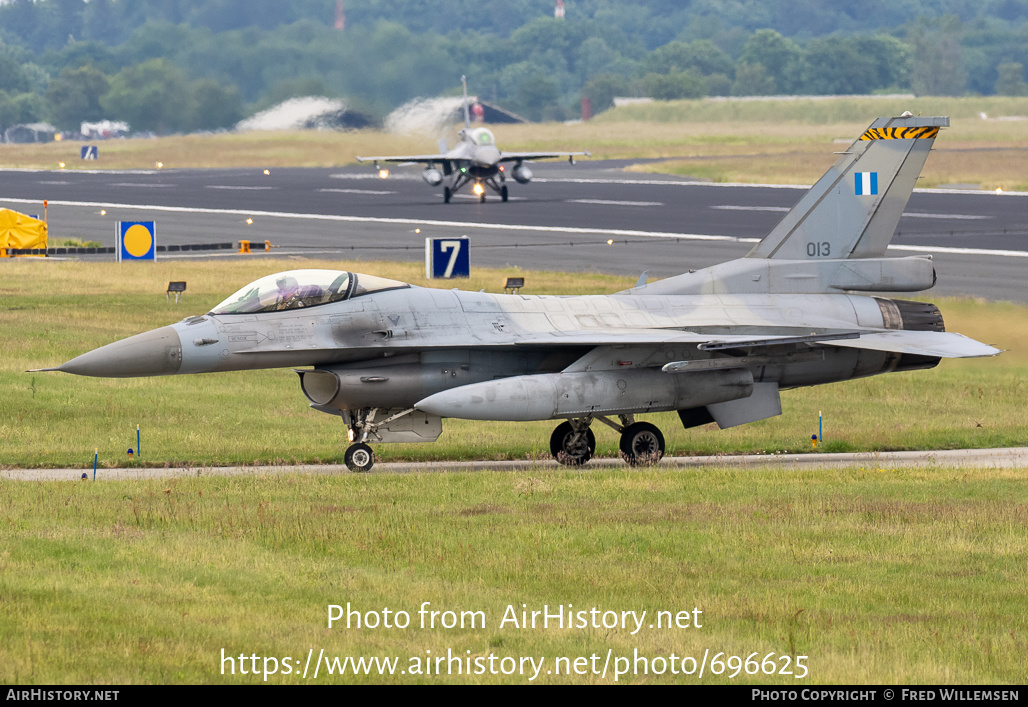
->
[475,146,500,166]
[57,326,183,377]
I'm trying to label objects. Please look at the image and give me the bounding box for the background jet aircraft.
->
[356,76,590,202]
[41,114,999,472]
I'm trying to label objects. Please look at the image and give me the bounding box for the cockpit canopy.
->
[210,269,409,315]
[468,127,495,146]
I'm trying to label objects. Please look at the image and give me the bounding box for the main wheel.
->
[344,442,375,472]
[443,186,452,203]
[478,190,486,203]
[619,422,665,466]
[500,185,509,202]
[549,421,595,466]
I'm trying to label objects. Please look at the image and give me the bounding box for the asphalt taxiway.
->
[1,161,1026,301]
[4,447,1027,481]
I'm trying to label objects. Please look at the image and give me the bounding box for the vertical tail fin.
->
[747,115,948,260]
[461,74,471,129]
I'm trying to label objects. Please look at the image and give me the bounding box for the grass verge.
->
[1,465,1026,684]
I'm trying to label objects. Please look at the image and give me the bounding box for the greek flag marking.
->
[855,171,878,196]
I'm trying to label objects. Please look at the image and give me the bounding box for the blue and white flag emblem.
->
[855,171,878,196]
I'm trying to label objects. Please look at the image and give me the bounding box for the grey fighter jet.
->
[356,76,589,203]
[39,114,999,472]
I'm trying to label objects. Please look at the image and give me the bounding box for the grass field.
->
[2,259,1024,470]
[2,465,1026,684]
[3,95,1028,189]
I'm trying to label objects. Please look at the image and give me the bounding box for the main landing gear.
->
[550,415,666,467]
[443,174,509,203]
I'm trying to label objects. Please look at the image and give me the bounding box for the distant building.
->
[3,123,56,144]
[81,120,129,139]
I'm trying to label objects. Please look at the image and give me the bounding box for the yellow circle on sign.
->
[124,224,153,257]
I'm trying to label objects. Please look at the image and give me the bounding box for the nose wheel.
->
[344,442,375,472]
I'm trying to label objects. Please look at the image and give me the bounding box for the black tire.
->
[549,421,595,466]
[478,190,486,203]
[500,185,509,202]
[443,186,451,203]
[619,422,665,466]
[344,442,375,472]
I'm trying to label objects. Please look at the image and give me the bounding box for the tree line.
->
[1,0,1028,136]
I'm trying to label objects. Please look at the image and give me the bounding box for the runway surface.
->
[5,447,1027,481]
[2,160,1026,301]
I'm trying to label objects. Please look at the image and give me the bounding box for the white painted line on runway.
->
[1,196,1024,258]
[319,188,397,195]
[899,212,991,220]
[330,173,421,181]
[206,185,276,190]
[0,169,158,175]
[535,177,811,189]
[711,205,992,220]
[108,183,177,188]
[711,205,789,212]
[569,199,664,206]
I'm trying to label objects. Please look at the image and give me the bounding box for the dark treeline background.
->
[1,0,1028,134]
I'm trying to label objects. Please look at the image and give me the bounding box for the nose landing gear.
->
[342,407,418,473]
[344,442,374,472]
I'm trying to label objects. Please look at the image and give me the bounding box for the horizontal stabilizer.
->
[827,331,1000,358]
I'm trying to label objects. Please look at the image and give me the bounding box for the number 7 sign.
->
[426,236,470,279]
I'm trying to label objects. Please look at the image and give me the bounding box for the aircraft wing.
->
[513,328,1000,358]
[513,328,853,348]
[356,154,449,165]
[499,151,590,162]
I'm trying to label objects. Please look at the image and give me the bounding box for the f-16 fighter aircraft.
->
[356,76,589,202]
[40,114,999,472]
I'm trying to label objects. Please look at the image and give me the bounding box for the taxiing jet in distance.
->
[356,76,590,203]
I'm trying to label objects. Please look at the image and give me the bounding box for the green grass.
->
[2,466,1026,683]
[2,259,1025,470]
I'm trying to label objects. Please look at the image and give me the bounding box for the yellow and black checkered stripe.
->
[860,126,941,140]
